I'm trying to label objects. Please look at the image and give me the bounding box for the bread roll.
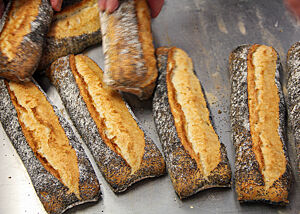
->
[48,54,165,192]
[286,41,300,175]
[38,0,101,71]
[0,79,100,214]
[100,0,158,100]
[153,47,232,199]
[229,44,292,204]
[0,0,52,81]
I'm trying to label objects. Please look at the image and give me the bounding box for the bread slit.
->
[0,0,52,81]
[38,0,101,71]
[0,0,41,61]
[48,0,99,39]
[247,45,286,188]
[167,48,221,177]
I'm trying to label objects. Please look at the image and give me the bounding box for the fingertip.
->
[151,10,159,18]
[98,0,106,11]
[51,0,62,11]
[107,0,119,13]
[148,0,164,18]
[285,0,300,18]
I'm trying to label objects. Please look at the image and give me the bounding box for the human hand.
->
[98,0,164,18]
[50,0,63,12]
[0,0,63,17]
[285,0,300,18]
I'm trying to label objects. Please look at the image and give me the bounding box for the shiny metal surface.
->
[0,0,299,213]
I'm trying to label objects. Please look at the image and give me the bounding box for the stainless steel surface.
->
[0,0,299,213]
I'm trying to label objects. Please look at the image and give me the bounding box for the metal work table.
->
[0,0,299,213]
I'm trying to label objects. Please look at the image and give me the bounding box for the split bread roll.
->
[100,0,158,100]
[153,47,232,199]
[229,44,292,205]
[0,0,53,81]
[48,54,166,192]
[286,41,300,175]
[38,0,101,71]
[0,79,100,214]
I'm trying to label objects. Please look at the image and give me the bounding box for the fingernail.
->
[107,0,119,13]
[98,0,106,11]
[150,0,164,18]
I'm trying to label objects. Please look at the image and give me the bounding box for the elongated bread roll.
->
[229,44,292,204]
[153,47,232,199]
[0,0,53,81]
[38,0,101,71]
[100,0,158,100]
[0,79,100,214]
[48,54,165,192]
[286,41,300,175]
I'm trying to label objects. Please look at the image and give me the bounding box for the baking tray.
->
[0,0,299,213]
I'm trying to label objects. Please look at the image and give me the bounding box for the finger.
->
[98,0,107,11]
[286,0,300,7]
[147,0,164,18]
[106,0,119,13]
[50,0,63,11]
[285,0,300,18]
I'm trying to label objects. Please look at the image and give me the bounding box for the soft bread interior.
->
[247,44,286,188]
[0,0,41,61]
[71,55,145,173]
[48,0,99,39]
[166,48,221,177]
[7,81,80,198]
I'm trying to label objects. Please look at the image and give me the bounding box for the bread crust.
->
[153,47,231,199]
[38,0,101,71]
[0,79,100,214]
[229,44,292,205]
[100,0,157,100]
[286,41,300,175]
[48,55,165,193]
[0,0,53,81]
